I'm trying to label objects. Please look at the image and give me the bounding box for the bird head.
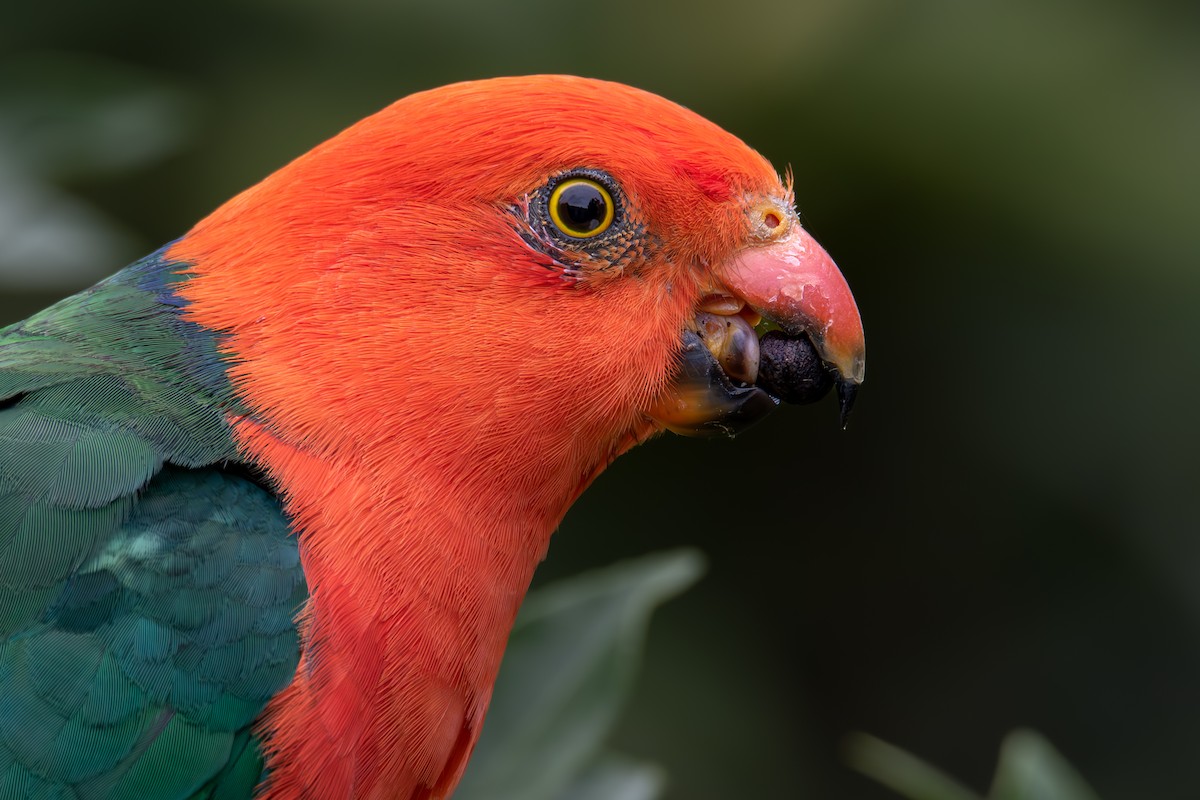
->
[172,76,865,495]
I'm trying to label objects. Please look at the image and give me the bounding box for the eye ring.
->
[548,177,615,239]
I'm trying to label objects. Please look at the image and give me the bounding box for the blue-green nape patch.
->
[0,247,306,799]
[0,243,245,467]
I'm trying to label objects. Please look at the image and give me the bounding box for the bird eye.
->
[548,178,614,239]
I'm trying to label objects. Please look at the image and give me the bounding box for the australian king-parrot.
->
[0,75,865,799]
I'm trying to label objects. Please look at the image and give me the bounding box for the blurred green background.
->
[3,1,1198,797]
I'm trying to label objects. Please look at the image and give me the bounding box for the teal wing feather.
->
[0,249,306,799]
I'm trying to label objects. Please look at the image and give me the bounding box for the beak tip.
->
[836,379,859,430]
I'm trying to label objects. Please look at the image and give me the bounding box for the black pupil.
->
[557,183,607,233]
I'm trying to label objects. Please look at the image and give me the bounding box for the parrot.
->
[0,75,865,799]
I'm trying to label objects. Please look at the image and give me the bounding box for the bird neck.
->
[230,403,655,798]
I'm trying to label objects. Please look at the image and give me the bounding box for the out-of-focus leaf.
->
[455,549,704,800]
[0,166,138,288]
[849,730,1101,800]
[988,730,1100,800]
[0,51,195,180]
[845,733,983,800]
[556,753,665,800]
[0,51,196,288]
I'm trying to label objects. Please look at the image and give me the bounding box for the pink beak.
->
[648,221,866,436]
[725,224,865,425]
[727,225,865,383]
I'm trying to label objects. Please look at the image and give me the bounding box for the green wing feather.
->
[0,250,306,799]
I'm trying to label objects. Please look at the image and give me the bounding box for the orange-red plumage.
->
[164,75,862,799]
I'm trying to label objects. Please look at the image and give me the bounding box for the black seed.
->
[756,330,834,405]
